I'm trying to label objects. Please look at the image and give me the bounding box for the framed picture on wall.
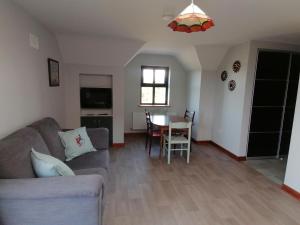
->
[48,58,59,87]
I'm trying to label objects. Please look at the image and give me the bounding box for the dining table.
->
[150,114,188,158]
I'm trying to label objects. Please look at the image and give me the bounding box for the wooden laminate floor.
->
[103,134,300,225]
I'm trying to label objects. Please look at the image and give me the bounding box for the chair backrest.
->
[168,121,192,142]
[184,109,195,123]
[169,121,192,129]
[145,111,152,130]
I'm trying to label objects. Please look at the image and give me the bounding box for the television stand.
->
[81,115,113,145]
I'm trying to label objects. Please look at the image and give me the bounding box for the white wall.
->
[186,70,201,139]
[212,43,250,156]
[284,78,300,192]
[56,33,144,143]
[79,74,112,88]
[212,41,300,157]
[198,70,217,141]
[63,64,124,144]
[186,70,217,141]
[124,54,188,133]
[185,44,230,142]
[0,0,64,138]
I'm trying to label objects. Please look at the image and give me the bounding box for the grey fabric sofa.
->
[0,118,110,225]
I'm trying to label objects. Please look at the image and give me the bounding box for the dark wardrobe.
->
[247,50,300,158]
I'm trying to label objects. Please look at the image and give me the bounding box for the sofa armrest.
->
[87,128,109,150]
[0,175,103,200]
[0,175,104,225]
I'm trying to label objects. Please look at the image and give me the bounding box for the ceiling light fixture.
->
[168,0,214,33]
[162,15,174,21]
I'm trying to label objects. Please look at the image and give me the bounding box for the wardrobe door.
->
[247,51,290,157]
[279,54,300,155]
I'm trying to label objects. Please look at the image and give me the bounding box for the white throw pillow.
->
[31,149,75,177]
[58,127,96,161]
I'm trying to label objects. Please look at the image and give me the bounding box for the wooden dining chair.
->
[183,109,195,151]
[173,109,195,137]
[145,111,160,156]
[184,109,195,123]
[163,121,192,164]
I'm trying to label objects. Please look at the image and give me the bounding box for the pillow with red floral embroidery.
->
[58,127,96,161]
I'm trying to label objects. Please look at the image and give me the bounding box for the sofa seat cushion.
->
[74,167,108,186]
[66,149,109,171]
[0,128,50,179]
[29,118,66,161]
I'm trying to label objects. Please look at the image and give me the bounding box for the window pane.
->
[155,87,166,104]
[155,69,166,84]
[143,69,154,84]
[141,87,153,104]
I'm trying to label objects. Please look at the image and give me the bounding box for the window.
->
[140,66,169,105]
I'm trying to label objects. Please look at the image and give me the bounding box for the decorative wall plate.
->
[228,80,236,91]
[232,60,241,73]
[221,71,228,81]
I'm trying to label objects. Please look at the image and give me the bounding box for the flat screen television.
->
[80,88,112,109]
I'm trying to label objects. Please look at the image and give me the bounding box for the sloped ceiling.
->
[195,45,229,71]
[56,34,145,66]
[12,0,300,70]
[12,0,300,45]
[141,42,202,71]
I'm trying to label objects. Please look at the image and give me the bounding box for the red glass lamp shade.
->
[168,1,214,33]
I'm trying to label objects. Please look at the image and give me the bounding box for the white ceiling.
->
[13,0,300,69]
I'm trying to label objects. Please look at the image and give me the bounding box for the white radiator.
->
[132,112,146,130]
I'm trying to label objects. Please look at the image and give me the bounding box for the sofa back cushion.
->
[0,127,51,178]
[29,118,65,161]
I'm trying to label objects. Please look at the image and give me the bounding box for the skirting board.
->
[112,143,125,148]
[210,142,247,161]
[125,132,146,136]
[282,184,300,200]
[192,139,211,144]
[193,139,246,161]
